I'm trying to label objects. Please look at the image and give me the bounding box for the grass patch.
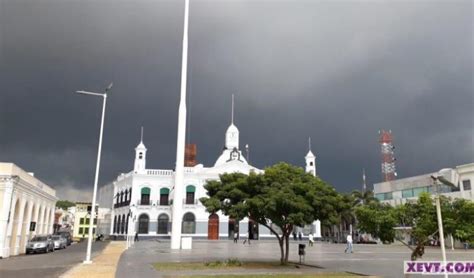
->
[175,274,357,278]
[153,259,299,271]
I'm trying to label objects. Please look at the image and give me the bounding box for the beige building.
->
[374,163,474,206]
[72,202,98,240]
[0,163,58,258]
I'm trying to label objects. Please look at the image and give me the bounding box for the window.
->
[413,187,428,197]
[79,227,84,234]
[80,218,85,225]
[463,180,471,191]
[138,214,149,234]
[94,218,97,225]
[85,218,90,225]
[182,212,196,234]
[158,214,169,234]
[310,162,313,166]
[402,189,414,198]
[141,187,151,205]
[160,188,170,205]
[85,227,89,234]
[185,185,196,204]
[139,152,143,159]
[376,192,393,200]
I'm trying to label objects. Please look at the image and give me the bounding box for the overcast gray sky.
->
[0,0,472,201]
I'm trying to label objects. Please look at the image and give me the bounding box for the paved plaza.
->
[116,239,474,277]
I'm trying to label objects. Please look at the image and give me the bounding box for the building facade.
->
[109,117,319,240]
[72,202,98,240]
[0,163,58,258]
[373,163,474,206]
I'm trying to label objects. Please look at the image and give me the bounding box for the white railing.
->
[146,169,174,176]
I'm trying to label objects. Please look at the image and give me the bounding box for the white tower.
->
[305,137,316,176]
[134,127,147,173]
[225,94,239,150]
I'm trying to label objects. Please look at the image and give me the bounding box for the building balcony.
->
[183,199,198,205]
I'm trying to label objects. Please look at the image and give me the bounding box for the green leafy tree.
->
[351,190,378,206]
[200,162,341,264]
[356,192,474,260]
[56,200,75,210]
[443,198,474,245]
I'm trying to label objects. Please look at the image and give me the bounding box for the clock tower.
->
[225,94,239,150]
[305,137,316,177]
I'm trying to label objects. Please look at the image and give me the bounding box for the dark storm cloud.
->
[0,0,472,200]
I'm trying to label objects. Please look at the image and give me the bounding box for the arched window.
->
[185,185,196,205]
[141,187,150,205]
[125,215,129,234]
[138,214,149,234]
[157,214,169,234]
[120,192,124,205]
[160,188,170,205]
[113,215,117,233]
[124,190,128,203]
[128,188,132,202]
[182,212,196,234]
[120,214,125,234]
[116,216,121,234]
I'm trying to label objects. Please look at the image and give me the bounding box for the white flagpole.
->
[171,0,190,250]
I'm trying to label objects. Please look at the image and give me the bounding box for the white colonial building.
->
[109,117,318,240]
[0,163,58,258]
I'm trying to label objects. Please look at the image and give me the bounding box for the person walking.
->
[233,231,238,243]
[345,234,353,253]
[243,231,251,245]
[293,230,297,241]
[308,233,314,247]
[298,232,303,241]
[134,232,139,242]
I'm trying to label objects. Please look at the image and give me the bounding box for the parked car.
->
[52,235,67,250]
[55,231,72,246]
[26,235,54,254]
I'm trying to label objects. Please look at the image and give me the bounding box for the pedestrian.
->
[298,232,302,241]
[134,232,139,242]
[308,233,314,247]
[293,231,297,241]
[345,234,353,253]
[233,231,238,243]
[243,231,251,245]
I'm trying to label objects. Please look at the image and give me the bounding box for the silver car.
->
[52,235,67,250]
[26,235,55,254]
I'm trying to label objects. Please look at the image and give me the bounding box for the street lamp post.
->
[431,170,458,278]
[76,83,112,264]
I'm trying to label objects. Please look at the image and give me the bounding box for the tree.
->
[443,198,474,245]
[356,193,474,260]
[200,162,341,264]
[56,200,75,210]
[351,190,378,206]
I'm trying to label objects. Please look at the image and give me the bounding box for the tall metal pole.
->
[84,93,107,263]
[434,180,448,278]
[171,0,190,250]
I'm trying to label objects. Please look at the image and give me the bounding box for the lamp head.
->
[106,82,113,92]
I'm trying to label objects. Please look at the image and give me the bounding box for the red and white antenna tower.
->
[379,129,397,182]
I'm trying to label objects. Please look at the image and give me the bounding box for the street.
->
[0,241,108,278]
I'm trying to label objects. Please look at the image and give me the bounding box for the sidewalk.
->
[61,241,126,278]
